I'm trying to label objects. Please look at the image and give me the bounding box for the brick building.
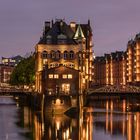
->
[42,65,80,95]
[35,19,94,94]
[94,51,126,86]
[126,33,140,85]
[94,56,106,86]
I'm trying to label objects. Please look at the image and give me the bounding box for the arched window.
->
[50,51,56,59]
[64,51,68,60]
[69,51,74,59]
[42,51,48,59]
[56,51,61,59]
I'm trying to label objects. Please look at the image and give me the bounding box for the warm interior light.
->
[56,99,61,105]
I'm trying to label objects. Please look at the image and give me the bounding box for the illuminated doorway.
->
[62,84,70,94]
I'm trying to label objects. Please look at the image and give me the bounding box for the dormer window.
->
[57,34,67,44]
[46,35,52,44]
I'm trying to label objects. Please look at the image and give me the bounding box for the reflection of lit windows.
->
[54,74,59,79]
[49,74,53,79]
[62,74,67,79]
[68,74,72,79]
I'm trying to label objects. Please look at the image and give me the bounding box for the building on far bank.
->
[0,64,14,85]
[94,32,140,87]
[1,55,23,66]
[0,55,23,85]
[94,51,126,86]
[35,19,94,94]
[126,33,140,85]
[94,56,106,86]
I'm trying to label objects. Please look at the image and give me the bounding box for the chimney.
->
[44,21,51,32]
[70,22,76,32]
[51,19,54,27]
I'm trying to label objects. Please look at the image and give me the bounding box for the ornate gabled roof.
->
[38,19,92,45]
[38,20,77,45]
[74,25,85,39]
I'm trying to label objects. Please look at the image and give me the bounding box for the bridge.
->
[88,85,140,94]
[0,86,33,96]
[86,85,140,99]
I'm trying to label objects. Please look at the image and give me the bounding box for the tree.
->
[10,55,35,87]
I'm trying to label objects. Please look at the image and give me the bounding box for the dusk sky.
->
[0,0,140,58]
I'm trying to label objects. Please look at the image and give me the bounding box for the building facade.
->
[1,55,23,66]
[126,33,140,85]
[94,56,106,86]
[35,19,94,94]
[0,64,14,84]
[94,51,126,86]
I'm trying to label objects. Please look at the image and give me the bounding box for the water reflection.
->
[0,96,28,140]
[18,98,140,140]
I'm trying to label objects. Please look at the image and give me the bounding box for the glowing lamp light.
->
[56,98,61,105]
[49,91,52,95]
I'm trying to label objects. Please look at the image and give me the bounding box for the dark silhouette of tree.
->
[10,55,35,86]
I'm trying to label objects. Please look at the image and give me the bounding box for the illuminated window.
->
[55,63,59,67]
[69,64,74,68]
[62,74,67,79]
[54,74,59,79]
[50,64,55,68]
[63,64,67,67]
[68,74,72,79]
[49,74,53,79]
[62,84,70,94]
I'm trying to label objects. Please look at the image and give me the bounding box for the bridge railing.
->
[87,85,140,94]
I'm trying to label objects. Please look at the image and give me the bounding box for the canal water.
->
[0,96,140,140]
